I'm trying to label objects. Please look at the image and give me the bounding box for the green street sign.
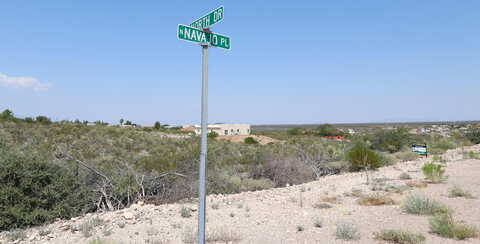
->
[209,32,230,50]
[190,6,224,29]
[178,24,231,50]
[178,24,209,43]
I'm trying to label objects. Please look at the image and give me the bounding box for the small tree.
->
[35,116,52,124]
[347,142,381,184]
[119,118,124,125]
[0,109,14,120]
[208,131,219,138]
[244,137,258,144]
[465,128,480,144]
[154,121,161,130]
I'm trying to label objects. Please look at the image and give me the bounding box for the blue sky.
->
[1,1,479,126]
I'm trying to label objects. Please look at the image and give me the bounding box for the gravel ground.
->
[2,145,480,244]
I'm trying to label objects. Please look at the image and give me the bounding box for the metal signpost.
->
[177,6,230,244]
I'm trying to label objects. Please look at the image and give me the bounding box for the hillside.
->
[2,145,479,243]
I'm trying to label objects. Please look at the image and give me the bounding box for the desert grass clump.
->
[399,172,412,180]
[313,218,323,228]
[402,194,451,215]
[6,229,27,242]
[211,203,220,210]
[321,195,341,203]
[180,206,192,218]
[394,151,419,162]
[421,162,445,183]
[448,185,475,199]
[79,217,105,238]
[406,181,427,188]
[313,202,333,209]
[373,229,426,244]
[357,193,395,206]
[335,222,360,240]
[297,225,305,232]
[429,213,479,240]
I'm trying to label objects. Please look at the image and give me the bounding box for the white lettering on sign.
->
[213,8,223,22]
[181,26,208,43]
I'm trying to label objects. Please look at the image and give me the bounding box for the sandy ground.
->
[2,146,480,244]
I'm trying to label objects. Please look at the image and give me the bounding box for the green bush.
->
[315,124,343,137]
[402,194,450,215]
[335,222,360,240]
[394,151,418,162]
[429,213,479,240]
[0,147,93,230]
[244,137,258,144]
[373,229,425,244]
[208,131,219,138]
[465,128,480,144]
[421,163,445,183]
[346,142,382,171]
[370,129,411,153]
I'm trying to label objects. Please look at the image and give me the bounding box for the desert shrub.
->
[0,146,93,231]
[357,193,395,206]
[5,229,27,242]
[378,152,398,166]
[335,222,360,240]
[244,137,258,144]
[394,151,418,162]
[467,151,480,159]
[261,156,314,187]
[421,163,445,183]
[79,217,105,238]
[315,124,343,136]
[373,229,425,244]
[448,185,475,199]
[370,129,411,153]
[207,131,219,138]
[346,142,382,171]
[465,128,480,144]
[402,194,450,215]
[287,128,301,135]
[180,206,192,218]
[399,172,412,180]
[429,213,479,240]
[313,217,323,228]
[313,202,333,209]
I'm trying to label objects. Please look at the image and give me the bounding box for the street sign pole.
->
[198,42,208,244]
[177,6,229,244]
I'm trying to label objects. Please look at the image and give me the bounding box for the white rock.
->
[123,212,135,220]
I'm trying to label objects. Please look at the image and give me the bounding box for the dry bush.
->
[335,222,360,240]
[313,202,333,209]
[448,185,475,199]
[402,194,451,215]
[262,156,315,187]
[182,226,241,244]
[429,213,479,240]
[357,193,395,206]
[406,181,428,188]
[398,172,412,180]
[373,229,425,244]
[321,196,341,203]
[394,151,419,162]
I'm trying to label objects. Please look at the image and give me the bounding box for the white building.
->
[183,124,251,136]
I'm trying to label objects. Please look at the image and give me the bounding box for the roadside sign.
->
[209,32,230,49]
[411,144,427,156]
[190,6,224,29]
[178,24,231,49]
[178,24,209,43]
[177,6,230,244]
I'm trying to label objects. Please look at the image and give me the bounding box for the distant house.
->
[183,124,251,136]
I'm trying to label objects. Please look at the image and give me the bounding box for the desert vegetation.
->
[0,109,478,234]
